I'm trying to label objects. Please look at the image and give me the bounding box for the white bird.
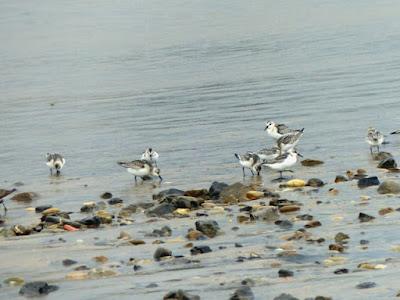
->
[366,127,384,154]
[234,152,262,177]
[118,159,162,182]
[264,121,302,140]
[141,148,159,166]
[277,129,304,153]
[263,149,302,180]
[46,153,65,176]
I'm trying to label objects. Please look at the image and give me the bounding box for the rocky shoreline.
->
[1,153,400,299]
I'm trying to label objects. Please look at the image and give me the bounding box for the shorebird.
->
[276,129,304,153]
[141,148,159,166]
[256,146,280,161]
[118,160,162,182]
[262,149,302,180]
[366,127,384,154]
[46,153,65,176]
[0,188,17,214]
[264,121,302,140]
[391,129,400,135]
[234,152,262,177]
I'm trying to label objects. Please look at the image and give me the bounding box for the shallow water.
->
[2,0,400,299]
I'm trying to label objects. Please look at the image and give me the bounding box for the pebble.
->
[246,190,265,200]
[35,205,52,213]
[108,197,123,205]
[356,282,377,289]
[328,188,339,196]
[377,157,397,169]
[89,267,117,278]
[195,220,220,238]
[275,220,293,229]
[230,286,255,300]
[79,216,101,227]
[190,245,212,255]
[358,212,375,222]
[304,220,321,228]
[379,207,394,215]
[209,181,229,200]
[100,192,112,199]
[4,277,24,286]
[306,178,325,187]
[334,268,349,274]
[378,180,400,194]
[184,189,209,199]
[12,225,31,236]
[301,159,324,167]
[237,215,251,223]
[273,293,299,300]
[62,259,78,266]
[163,290,200,300]
[296,214,313,221]
[252,206,280,221]
[146,203,175,217]
[66,271,90,280]
[63,224,79,231]
[93,256,108,264]
[149,226,172,237]
[11,192,38,202]
[80,202,97,213]
[19,281,59,297]
[129,240,145,246]
[334,175,348,183]
[279,205,301,213]
[118,231,132,240]
[220,182,252,204]
[358,263,386,270]
[153,247,172,261]
[186,229,205,241]
[95,210,113,224]
[329,244,344,252]
[357,176,380,188]
[282,179,306,188]
[334,232,349,244]
[278,269,294,277]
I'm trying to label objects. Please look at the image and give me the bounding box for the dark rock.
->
[184,189,209,199]
[372,151,393,161]
[335,232,349,244]
[80,203,97,213]
[74,265,89,271]
[274,220,293,229]
[304,220,321,228]
[329,244,344,252]
[273,293,299,300]
[334,175,348,183]
[252,206,280,222]
[269,199,301,208]
[230,286,255,300]
[378,181,400,194]
[334,268,349,274]
[153,247,172,261]
[35,205,52,213]
[12,225,31,236]
[263,189,280,198]
[306,178,325,187]
[360,239,369,245]
[356,282,377,289]
[358,213,375,223]
[301,159,324,167]
[195,220,220,238]
[148,226,172,237]
[146,203,175,217]
[278,269,293,277]
[19,282,59,297]
[219,182,252,204]
[133,265,142,271]
[62,259,77,266]
[190,245,212,255]
[108,197,123,205]
[377,157,397,169]
[171,196,204,209]
[314,297,332,300]
[146,283,158,288]
[241,278,255,287]
[209,181,229,200]
[296,214,313,221]
[79,216,101,228]
[100,192,112,199]
[11,192,38,202]
[153,189,185,201]
[118,204,137,217]
[41,215,63,224]
[163,289,200,300]
[358,176,380,188]
[235,243,243,248]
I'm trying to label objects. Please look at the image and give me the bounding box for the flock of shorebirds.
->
[0,122,399,214]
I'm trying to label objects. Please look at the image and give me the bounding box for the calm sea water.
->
[2,0,400,299]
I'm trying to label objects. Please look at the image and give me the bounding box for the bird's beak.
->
[297,153,303,157]
[264,126,268,131]
[159,175,163,182]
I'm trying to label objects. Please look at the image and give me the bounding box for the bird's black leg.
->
[279,171,283,179]
[377,145,380,153]
[242,167,246,177]
[50,168,53,176]
[56,169,60,176]
[134,176,137,182]
[2,201,7,215]
[250,169,254,176]
[370,147,373,155]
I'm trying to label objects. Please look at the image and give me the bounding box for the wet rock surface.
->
[357,176,380,188]
[19,281,59,297]
[195,220,220,238]
[378,181,400,194]
[377,157,397,169]
[230,286,255,300]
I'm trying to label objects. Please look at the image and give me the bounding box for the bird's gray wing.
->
[118,160,147,169]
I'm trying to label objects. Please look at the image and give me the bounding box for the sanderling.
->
[366,127,384,154]
[264,121,302,140]
[276,129,304,153]
[141,148,159,166]
[234,152,262,177]
[256,146,280,161]
[118,159,162,182]
[0,188,16,214]
[46,153,66,176]
[262,149,302,180]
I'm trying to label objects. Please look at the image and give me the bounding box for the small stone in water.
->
[19,282,59,297]
[335,232,350,244]
[329,244,344,252]
[273,293,299,300]
[334,268,349,274]
[100,192,112,199]
[4,277,24,286]
[153,247,172,261]
[62,259,78,266]
[304,220,321,228]
[335,175,348,183]
[356,282,377,289]
[358,213,375,222]
[190,245,212,255]
[360,240,369,245]
[35,205,52,213]
[108,197,123,205]
[93,256,108,264]
[278,269,293,277]
[235,243,243,248]
[379,207,394,215]
[163,290,200,300]
[195,220,220,238]
[230,286,255,300]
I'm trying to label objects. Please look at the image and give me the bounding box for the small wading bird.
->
[366,127,384,154]
[276,129,304,154]
[264,121,303,140]
[256,146,280,161]
[262,149,302,180]
[118,160,162,182]
[0,188,17,214]
[141,148,159,166]
[46,153,66,176]
[234,152,262,177]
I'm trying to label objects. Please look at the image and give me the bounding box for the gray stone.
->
[273,293,299,300]
[230,286,255,300]
[19,282,59,297]
[195,220,220,238]
[146,203,175,217]
[378,181,400,194]
[153,189,185,201]
[358,176,380,188]
[377,157,397,169]
[154,247,172,261]
[163,289,200,300]
[209,181,229,200]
